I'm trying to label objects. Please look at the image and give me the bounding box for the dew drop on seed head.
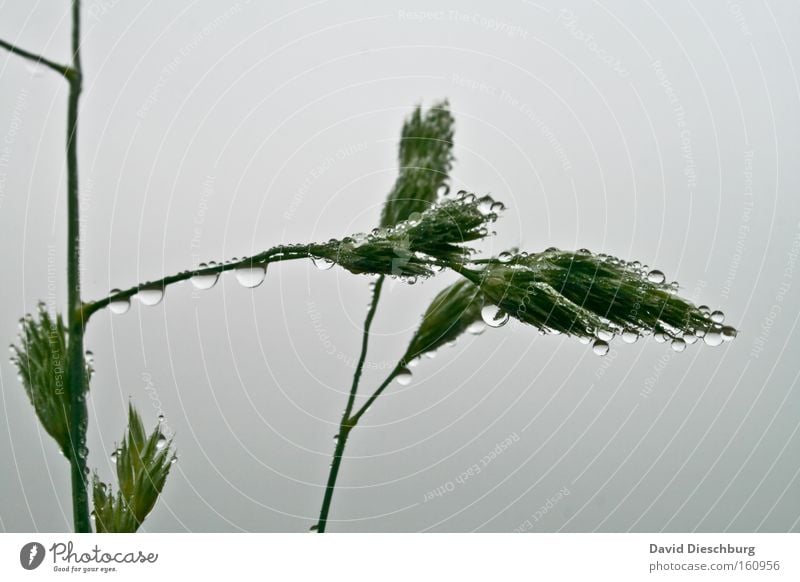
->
[671,338,686,352]
[395,367,412,386]
[406,276,418,285]
[490,202,505,213]
[703,330,723,346]
[710,310,725,324]
[312,257,334,271]
[191,265,219,290]
[156,435,167,450]
[235,264,267,288]
[481,305,509,328]
[592,339,609,356]
[596,328,614,342]
[621,330,638,344]
[108,290,130,314]
[647,270,665,284]
[698,305,710,316]
[721,326,737,341]
[137,287,164,306]
[467,321,486,335]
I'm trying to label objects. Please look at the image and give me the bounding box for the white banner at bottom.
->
[1,533,797,581]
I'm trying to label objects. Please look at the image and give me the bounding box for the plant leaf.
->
[380,101,455,228]
[92,405,175,533]
[10,303,90,459]
[402,279,485,364]
[470,249,737,346]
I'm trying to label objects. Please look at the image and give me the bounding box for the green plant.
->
[3,4,735,534]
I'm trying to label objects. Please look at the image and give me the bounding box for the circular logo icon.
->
[20,542,45,570]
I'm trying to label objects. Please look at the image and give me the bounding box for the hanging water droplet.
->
[407,358,419,368]
[170,456,178,464]
[78,446,89,458]
[654,331,669,343]
[191,264,219,290]
[108,290,130,314]
[698,305,710,316]
[671,338,686,352]
[235,264,267,288]
[596,328,614,342]
[110,449,119,463]
[312,257,334,271]
[592,339,609,356]
[647,270,665,284]
[467,321,486,335]
[406,276,418,285]
[137,286,164,306]
[684,334,698,345]
[578,336,591,345]
[498,252,513,263]
[425,351,437,359]
[721,326,737,341]
[98,483,107,494]
[309,524,319,532]
[481,305,509,328]
[621,330,638,344]
[710,310,725,324]
[703,330,723,347]
[490,202,505,213]
[395,367,412,386]
[156,435,167,450]
[157,414,165,423]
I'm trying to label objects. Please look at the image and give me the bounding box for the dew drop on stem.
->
[395,367,412,386]
[647,270,666,284]
[235,264,267,288]
[592,339,609,356]
[108,290,130,314]
[481,305,509,328]
[137,286,164,306]
[191,263,219,290]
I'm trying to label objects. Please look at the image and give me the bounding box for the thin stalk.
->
[65,0,91,533]
[82,244,319,319]
[316,275,385,533]
[0,38,74,78]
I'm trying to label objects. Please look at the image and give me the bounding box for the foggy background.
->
[1,0,799,532]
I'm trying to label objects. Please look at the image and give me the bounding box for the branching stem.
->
[316,275,385,533]
[0,37,74,78]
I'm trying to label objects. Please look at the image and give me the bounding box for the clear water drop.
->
[467,321,486,335]
[108,290,130,314]
[481,305,509,328]
[312,257,334,271]
[684,334,698,345]
[157,414,165,423]
[235,264,267,288]
[596,328,614,342]
[395,367,412,386]
[592,339,609,356]
[671,338,686,352]
[137,286,164,306]
[170,456,178,464]
[191,264,219,290]
[110,449,119,463]
[406,276,418,285]
[490,202,505,213]
[721,326,737,341]
[703,330,723,347]
[425,351,437,359]
[698,305,710,316]
[309,524,319,532]
[498,252,513,263]
[621,330,638,344]
[654,331,669,343]
[156,435,167,450]
[647,270,665,284]
[710,310,725,324]
[578,336,591,345]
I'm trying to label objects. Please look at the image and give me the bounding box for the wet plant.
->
[3,3,735,533]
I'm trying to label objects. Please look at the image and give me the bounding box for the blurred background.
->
[1,0,798,532]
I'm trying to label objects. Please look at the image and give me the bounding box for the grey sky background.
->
[1,0,799,532]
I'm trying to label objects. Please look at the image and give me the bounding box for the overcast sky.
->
[1,0,799,532]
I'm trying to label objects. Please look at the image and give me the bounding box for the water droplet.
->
[108,290,130,314]
[309,524,319,532]
[596,328,614,342]
[395,367,412,386]
[79,446,89,457]
[710,310,725,324]
[721,326,737,341]
[137,286,164,306]
[425,351,437,359]
[622,330,638,344]
[490,202,505,213]
[698,305,710,316]
[703,330,723,347]
[467,321,486,335]
[647,270,665,284]
[578,336,591,345]
[157,414,165,423]
[684,334,698,345]
[98,483,107,494]
[312,257,334,271]
[654,331,669,343]
[671,338,686,352]
[498,252,513,263]
[191,264,219,290]
[578,248,592,255]
[235,264,267,288]
[170,456,178,464]
[406,276,418,285]
[592,339,609,356]
[110,449,119,463]
[156,435,167,450]
[481,305,509,328]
